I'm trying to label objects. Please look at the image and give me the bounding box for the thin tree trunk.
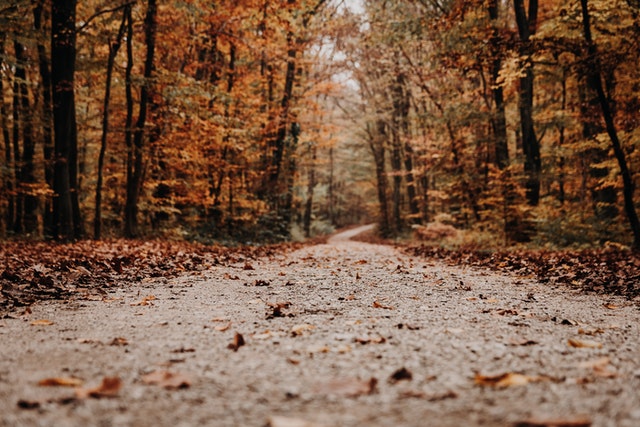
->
[580,0,640,249]
[0,34,13,235]
[95,7,128,239]
[51,0,79,241]
[125,0,157,238]
[303,143,317,238]
[370,121,391,237]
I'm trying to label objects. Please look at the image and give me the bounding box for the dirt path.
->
[1,227,639,427]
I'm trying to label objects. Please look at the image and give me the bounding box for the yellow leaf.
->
[291,324,315,336]
[30,319,54,326]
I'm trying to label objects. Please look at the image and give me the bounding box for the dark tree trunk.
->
[95,7,128,239]
[580,0,640,249]
[370,121,391,237]
[51,0,80,241]
[125,0,157,238]
[513,0,540,206]
[14,40,38,234]
[34,0,55,237]
[488,0,509,169]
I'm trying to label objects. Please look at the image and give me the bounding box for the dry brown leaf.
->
[38,377,83,387]
[109,337,128,346]
[513,417,592,427]
[354,335,386,345]
[568,338,602,349]
[399,389,458,401]
[291,324,315,336]
[474,372,544,387]
[577,327,605,336]
[313,377,378,397]
[372,301,393,310]
[130,295,156,306]
[228,332,245,351]
[602,303,619,310]
[75,377,122,399]
[30,319,54,326]
[141,370,191,389]
[388,367,412,383]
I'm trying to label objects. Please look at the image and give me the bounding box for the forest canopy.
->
[1,0,639,248]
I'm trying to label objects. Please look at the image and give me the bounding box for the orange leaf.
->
[372,301,393,310]
[75,377,122,399]
[30,319,54,326]
[227,332,245,351]
[38,377,83,387]
[568,338,602,349]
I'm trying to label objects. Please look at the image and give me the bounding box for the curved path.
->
[1,232,639,426]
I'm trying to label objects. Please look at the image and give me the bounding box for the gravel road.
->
[1,225,639,427]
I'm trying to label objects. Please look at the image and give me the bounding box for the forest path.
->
[1,228,639,427]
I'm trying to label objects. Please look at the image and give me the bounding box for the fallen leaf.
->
[267,301,292,319]
[17,399,41,409]
[215,321,232,332]
[474,372,544,387]
[602,303,618,310]
[577,327,604,336]
[130,295,156,306]
[75,377,122,399]
[568,338,602,349]
[228,332,245,351]
[30,319,54,326]
[354,335,386,345]
[291,324,315,336]
[313,377,378,397]
[38,377,84,387]
[267,415,324,427]
[399,390,458,401]
[243,262,255,270]
[372,301,393,310]
[110,337,128,346]
[389,367,412,383]
[141,370,191,389]
[513,417,592,427]
[508,338,538,346]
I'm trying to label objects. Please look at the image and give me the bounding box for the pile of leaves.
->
[0,239,293,314]
[407,245,640,302]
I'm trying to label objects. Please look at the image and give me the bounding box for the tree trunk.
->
[95,7,128,239]
[488,0,509,169]
[0,35,13,235]
[580,0,640,249]
[370,121,391,237]
[125,0,157,238]
[51,0,80,241]
[34,0,55,237]
[14,40,38,234]
[513,0,540,206]
[303,143,317,238]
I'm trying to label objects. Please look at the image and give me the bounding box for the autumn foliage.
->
[0,0,639,248]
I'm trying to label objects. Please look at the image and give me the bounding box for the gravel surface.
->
[1,225,639,427]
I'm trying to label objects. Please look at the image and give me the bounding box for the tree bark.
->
[34,0,55,237]
[95,7,128,239]
[580,0,640,249]
[0,34,13,235]
[513,0,540,206]
[488,0,509,169]
[125,0,157,238]
[51,0,80,241]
